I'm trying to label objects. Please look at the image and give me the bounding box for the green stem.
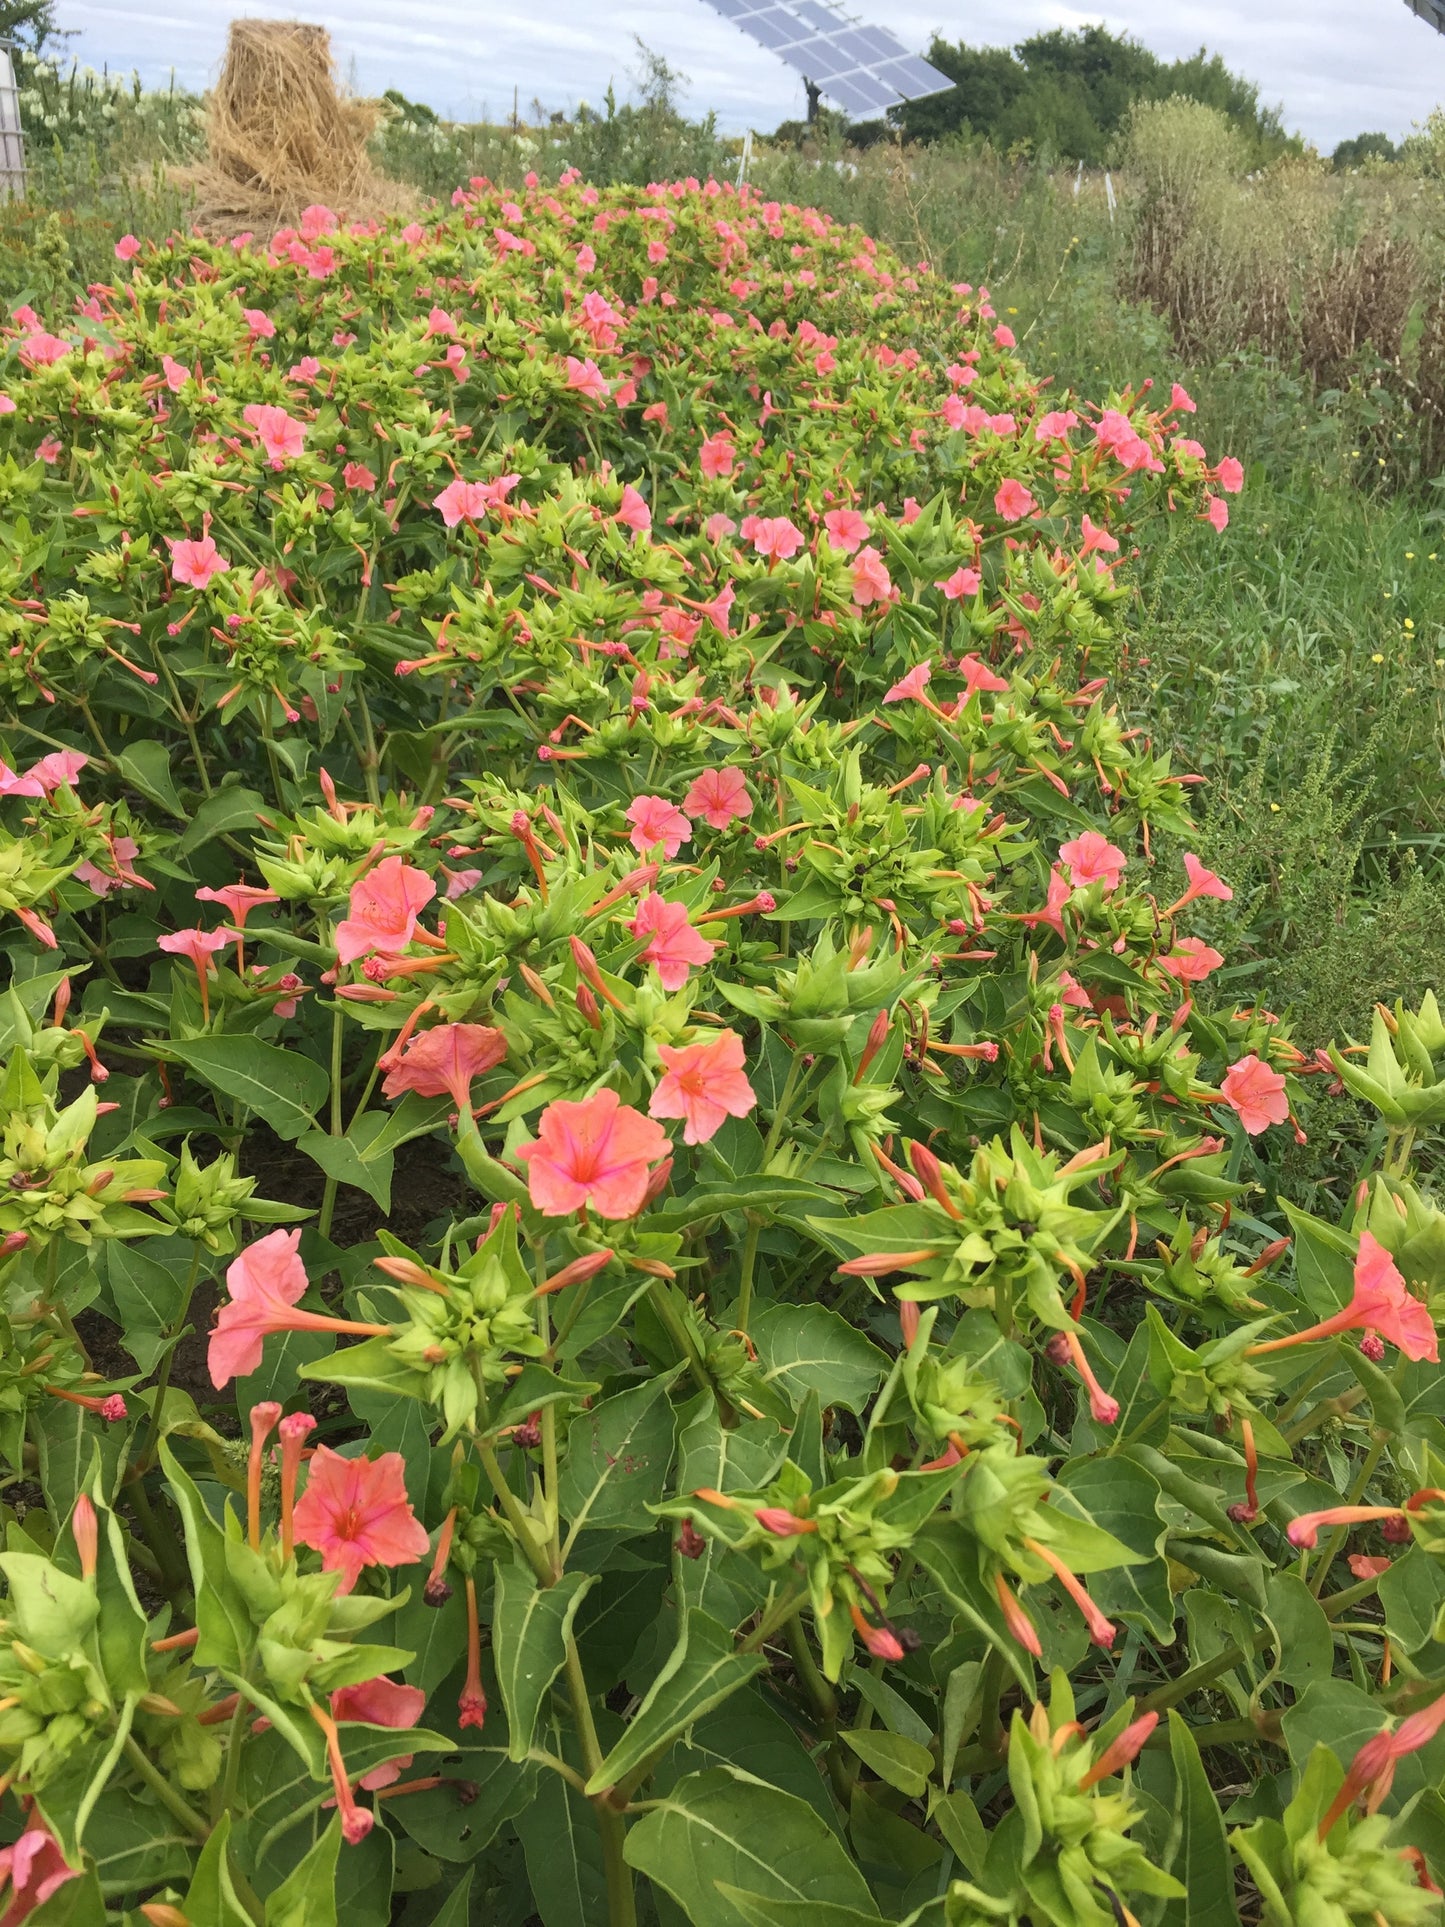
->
[132,1241,203,1476]
[123,1733,210,1841]
[317,1005,345,1242]
[477,1439,551,1585]
[645,1279,714,1406]
[738,1585,809,1654]
[735,1216,762,1336]
[563,1639,637,1927]
[354,683,382,806]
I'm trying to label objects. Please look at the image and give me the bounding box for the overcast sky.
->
[54,1,1445,150]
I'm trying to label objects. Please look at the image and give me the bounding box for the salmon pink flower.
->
[575,243,596,273]
[564,355,609,402]
[293,1445,429,1594]
[1253,1230,1438,1363]
[1059,831,1127,892]
[1014,867,1072,941]
[18,332,70,369]
[885,660,932,705]
[824,508,870,552]
[242,308,275,338]
[747,515,804,561]
[1170,383,1196,412]
[625,794,691,857]
[993,323,1016,347]
[209,1229,391,1387]
[1348,1555,1392,1580]
[1203,495,1228,532]
[158,926,233,1023]
[343,461,376,491]
[161,353,189,392]
[335,856,436,964]
[850,545,892,607]
[114,234,141,261]
[704,512,736,543]
[1034,409,1078,442]
[1078,1712,1159,1789]
[433,478,491,528]
[994,478,1036,522]
[168,533,229,590]
[331,1677,427,1791]
[699,433,736,479]
[380,1023,508,1115]
[1220,1054,1288,1135]
[25,750,87,793]
[0,1823,78,1918]
[195,881,277,925]
[649,1031,757,1144]
[516,1088,670,1218]
[935,565,981,599]
[1215,456,1244,493]
[684,766,752,829]
[629,892,716,989]
[1166,851,1233,913]
[1159,938,1224,983]
[956,653,1010,702]
[1080,513,1119,555]
[0,759,43,798]
[616,484,651,534]
[242,403,306,467]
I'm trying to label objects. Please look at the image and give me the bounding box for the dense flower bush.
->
[0,174,1436,1927]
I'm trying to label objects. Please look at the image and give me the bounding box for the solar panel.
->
[697,0,953,117]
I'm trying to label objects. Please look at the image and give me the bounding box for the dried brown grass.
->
[179,18,417,237]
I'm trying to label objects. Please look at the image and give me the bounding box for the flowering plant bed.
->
[0,174,1435,1927]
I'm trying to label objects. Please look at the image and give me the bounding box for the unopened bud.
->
[1079,1711,1159,1789]
[576,982,602,1030]
[677,1519,706,1560]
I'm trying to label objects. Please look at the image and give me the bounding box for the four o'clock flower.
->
[994,477,1037,522]
[517,1088,670,1219]
[209,1229,392,1386]
[335,856,436,964]
[157,926,233,1023]
[823,507,870,551]
[564,355,609,401]
[242,402,306,467]
[625,794,691,858]
[1058,830,1127,893]
[1219,1054,1289,1135]
[850,545,893,606]
[292,1444,430,1594]
[649,1031,757,1144]
[380,1022,508,1116]
[1164,852,1233,915]
[629,891,716,989]
[1159,938,1224,983]
[683,766,752,829]
[168,533,229,590]
[1252,1230,1437,1363]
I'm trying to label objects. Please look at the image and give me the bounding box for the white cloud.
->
[55,0,1445,147]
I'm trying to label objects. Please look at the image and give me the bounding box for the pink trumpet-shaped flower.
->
[195,881,278,927]
[169,534,229,590]
[683,766,752,829]
[26,750,87,793]
[616,484,651,534]
[1252,1230,1438,1364]
[884,660,932,705]
[380,1022,508,1116]
[936,565,981,599]
[823,507,870,552]
[114,234,141,261]
[331,1677,428,1791]
[955,654,1010,703]
[1159,938,1224,983]
[1219,1054,1288,1135]
[1058,831,1127,893]
[625,794,691,858]
[850,545,893,607]
[994,477,1036,522]
[335,856,436,964]
[517,1088,670,1219]
[242,403,306,467]
[564,355,609,401]
[629,892,716,990]
[293,1445,429,1595]
[649,1031,757,1145]
[1164,852,1233,915]
[0,1822,78,1919]
[158,926,233,1023]
[209,1229,390,1387]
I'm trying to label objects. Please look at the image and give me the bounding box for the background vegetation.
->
[2,24,1443,1212]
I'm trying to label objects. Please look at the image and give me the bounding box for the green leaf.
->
[167,1036,328,1142]
[1157,1711,1242,1927]
[300,1334,427,1402]
[159,1441,253,1671]
[587,1610,765,1794]
[558,1372,679,1538]
[751,1302,889,1415]
[79,1784,193,1899]
[115,740,185,818]
[180,1810,253,1926]
[1057,1454,1173,1640]
[840,1728,932,1799]
[516,1752,609,1927]
[492,1562,596,1763]
[720,1894,888,1927]
[624,1767,881,1924]
[421,1871,473,1927]
[1264,1574,1334,1689]
[298,1118,395,1210]
[1281,1678,1385,1777]
[176,785,266,856]
[265,1813,342,1927]
[649,1178,834,1234]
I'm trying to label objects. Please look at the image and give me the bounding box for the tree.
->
[0,0,57,52]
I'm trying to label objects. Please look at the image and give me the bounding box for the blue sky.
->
[55,1,1445,148]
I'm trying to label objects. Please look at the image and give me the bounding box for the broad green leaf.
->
[1057,1454,1173,1640]
[624,1767,880,1923]
[176,784,266,855]
[180,1810,252,1926]
[159,1441,253,1671]
[167,1036,328,1142]
[1263,1574,1334,1688]
[558,1372,679,1539]
[751,1302,889,1415]
[298,1118,394,1210]
[649,1178,834,1234]
[1157,1711,1242,1927]
[588,1610,765,1793]
[656,1692,839,1835]
[840,1728,932,1799]
[79,1784,193,1899]
[104,1237,194,1371]
[265,1814,341,1927]
[721,1894,889,1927]
[516,1749,608,1927]
[422,1871,474,1927]
[492,1562,596,1762]
[115,739,185,818]
[1281,1678,1384,1776]
[929,1788,987,1877]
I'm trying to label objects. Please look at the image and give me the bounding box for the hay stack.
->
[182,19,416,236]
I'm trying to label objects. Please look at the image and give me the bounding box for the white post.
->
[736,128,753,191]
[0,47,25,203]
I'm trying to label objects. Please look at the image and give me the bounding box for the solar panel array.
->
[1405,0,1445,34]
[699,0,953,117]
